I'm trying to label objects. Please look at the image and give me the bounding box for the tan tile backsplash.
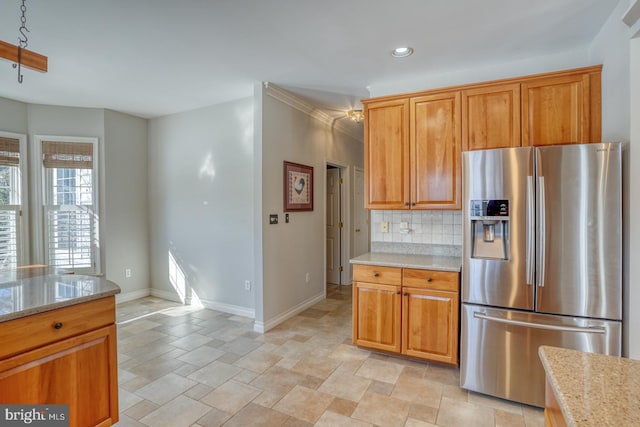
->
[370,210,462,245]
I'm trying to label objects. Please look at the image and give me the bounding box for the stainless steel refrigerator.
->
[460,143,622,408]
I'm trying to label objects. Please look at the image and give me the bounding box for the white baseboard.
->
[149,288,184,303]
[149,289,255,318]
[254,292,325,333]
[116,288,151,304]
[199,299,255,319]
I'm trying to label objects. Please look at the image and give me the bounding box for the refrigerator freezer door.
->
[462,147,534,310]
[460,304,621,407]
[535,143,622,320]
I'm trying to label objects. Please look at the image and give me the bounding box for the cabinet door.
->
[522,73,594,146]
[462,83,521,151]
[0,325,119,427]
[402,287,459,365]
[411,92,461,209]
[364,98,410,209]
[353,282,401,353]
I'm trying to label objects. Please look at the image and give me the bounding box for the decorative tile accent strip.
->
[370,242,462,258]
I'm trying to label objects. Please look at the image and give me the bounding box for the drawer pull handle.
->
[427,278,433,282]
[373,272,380,277]
[54,322,63,329]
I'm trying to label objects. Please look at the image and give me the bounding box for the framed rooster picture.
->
[284,161,313,212]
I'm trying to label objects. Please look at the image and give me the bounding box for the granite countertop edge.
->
[350,252,462,272]
[538,346,577,427]
[538,345,640,427]
[0,277,121,323]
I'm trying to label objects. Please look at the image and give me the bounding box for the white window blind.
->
[42,139,98,273]
[0,135,23,269]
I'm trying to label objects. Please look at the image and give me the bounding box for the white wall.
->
[628,36,640,359]
[256,84,364,331]
[148,98,255,316]
[104,110,150,301]
[0,97,28,134]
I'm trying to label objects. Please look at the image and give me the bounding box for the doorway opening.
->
[326,164,344,286]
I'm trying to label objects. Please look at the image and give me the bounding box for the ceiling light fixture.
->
[392,46,413,58]
[347,109,364,123]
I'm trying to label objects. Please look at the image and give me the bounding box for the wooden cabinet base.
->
[0,298,119,427]
[352,265,460,365]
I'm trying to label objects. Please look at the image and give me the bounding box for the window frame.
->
[0,131,29,268]
[33,135,100,274]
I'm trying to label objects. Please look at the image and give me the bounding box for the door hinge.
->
[338,222,343,228]
[339,178,343,184]
[339,266,343,272]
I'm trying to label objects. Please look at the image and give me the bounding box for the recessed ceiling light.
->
[392,47,413,58]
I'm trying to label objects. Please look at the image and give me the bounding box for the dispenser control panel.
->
[470,200,509,217]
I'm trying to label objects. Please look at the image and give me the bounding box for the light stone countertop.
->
[539,346,640,427]
[350,252,461,272]
[0,272,121,323]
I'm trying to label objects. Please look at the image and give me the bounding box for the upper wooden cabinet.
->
[363,66,602,208]
[364,93,461,210]
[364,98,410,209]
[462,83,521,151]
[522,70,601,146]
[411,92,461,209]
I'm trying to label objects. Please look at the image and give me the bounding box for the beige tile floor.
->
[114,285,544,427]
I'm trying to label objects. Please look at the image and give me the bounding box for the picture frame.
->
[284,161,313,212]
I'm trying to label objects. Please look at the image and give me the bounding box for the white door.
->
[326,167,341,285]
[354,167,370,257]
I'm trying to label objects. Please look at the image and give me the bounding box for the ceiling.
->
[0,0,620,123]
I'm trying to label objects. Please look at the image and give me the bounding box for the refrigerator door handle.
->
[537,176,546,287]
[473,312,606,334]
[526,176,535,286]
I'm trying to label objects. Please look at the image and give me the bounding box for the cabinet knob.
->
[396,291,401,295]
[405,202,410,206]
[355,228,361,232]
[373,272,380,277]
[412,202,416,206]
[427,278,433,282]
[53,322,63,330]
[403,292,408,296]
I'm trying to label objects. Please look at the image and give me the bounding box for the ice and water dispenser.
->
[469,199,510,260]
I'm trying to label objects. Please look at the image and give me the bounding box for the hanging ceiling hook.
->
[14,0,29,83]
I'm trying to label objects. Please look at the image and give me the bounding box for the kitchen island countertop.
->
[350,252,461,272]
[539,345,640,427]
[0,270,120,323]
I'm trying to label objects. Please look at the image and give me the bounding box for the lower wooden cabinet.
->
[353,282,401,353]
[402,287,459,364]
[352,264,460,365]
[0,297,119,427]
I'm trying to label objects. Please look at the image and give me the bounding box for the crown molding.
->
[623,0,640,27]
[263,82,362,141]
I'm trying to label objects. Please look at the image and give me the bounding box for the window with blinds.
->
[0,135,23,270]
[42,139,98,273]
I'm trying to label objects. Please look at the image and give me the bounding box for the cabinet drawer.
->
[0,297,116,359]
[403,269,459,291]
[353,265,402,286]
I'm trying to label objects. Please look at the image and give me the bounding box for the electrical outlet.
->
[380,221,389,233]
[269,214,278,224]
[244,280,251,291]
[125,268,132,278]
